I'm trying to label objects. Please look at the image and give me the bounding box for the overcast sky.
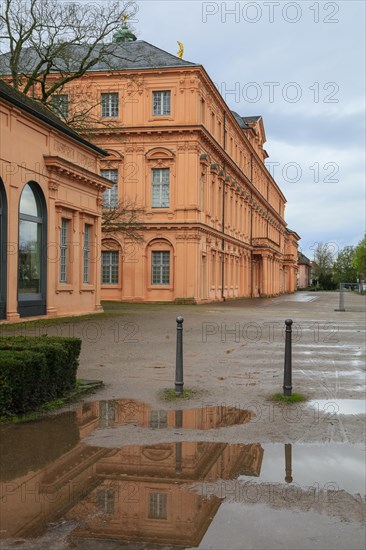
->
[132,0,365,259]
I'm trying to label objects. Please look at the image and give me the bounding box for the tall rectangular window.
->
[59,218,69,283]
[148,493,167,519]
[50,94,69,118]
[152,251,170,285]
[152,168,170,208]
[201,98,206,124]
[96,488,115,514]
[83,224,91,283]
[153,91,171,116]
[101,169,118,207]
[101,93,119,117]
[149,410,168,429]
[102,251,119,284]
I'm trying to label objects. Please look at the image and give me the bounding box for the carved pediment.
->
[145,147,175,161]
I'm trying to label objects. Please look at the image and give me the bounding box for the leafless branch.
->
[102,197,145,244]
[0,0,138,101]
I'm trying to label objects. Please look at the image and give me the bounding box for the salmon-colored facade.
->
[0,81,111,321]
[1,31,300,313]
[49,36,299,303]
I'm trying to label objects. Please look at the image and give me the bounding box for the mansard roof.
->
[231,111,262,128]
[0,40,198,75]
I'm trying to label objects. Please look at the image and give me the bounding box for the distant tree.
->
[353,235,366,280]
[0,0,138,103]
[311,242,337,289]
[333,246,358,284]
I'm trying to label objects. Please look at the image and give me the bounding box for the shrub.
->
[0,336,82,416]
[0,350,47,415]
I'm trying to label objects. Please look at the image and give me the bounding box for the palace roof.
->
[0,40,198,75]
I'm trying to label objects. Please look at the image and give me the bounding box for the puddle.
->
[0,406,364,549]
[0,431,364,548]
[307,399,365,415]
[77,399,255,430]
[238,443,365,494]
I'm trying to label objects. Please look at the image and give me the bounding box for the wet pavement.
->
[0,292,365,548]
[0,399,365,549]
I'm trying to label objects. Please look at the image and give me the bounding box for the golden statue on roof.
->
[177,41,184,59]
[122,13,129,25]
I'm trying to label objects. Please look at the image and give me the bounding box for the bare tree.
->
[102,197,145,244]
[0,0,138,101]
[0,0,146,243]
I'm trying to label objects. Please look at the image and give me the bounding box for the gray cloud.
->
[138,0,365,256]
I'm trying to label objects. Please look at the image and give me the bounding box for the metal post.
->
[175,316,184,395]
[283,319,293,397]
[339,284,345,311]
[335,284,345,311]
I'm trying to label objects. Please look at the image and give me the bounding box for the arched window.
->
[0,179,7,319]
[18,182,47,317]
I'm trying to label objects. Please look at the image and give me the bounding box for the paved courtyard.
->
[0,291,365,549]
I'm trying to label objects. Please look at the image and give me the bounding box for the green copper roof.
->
[113,24,137,43]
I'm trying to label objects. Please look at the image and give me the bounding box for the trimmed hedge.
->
[0,336,82,416]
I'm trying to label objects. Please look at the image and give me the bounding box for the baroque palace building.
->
[1,24,299,308]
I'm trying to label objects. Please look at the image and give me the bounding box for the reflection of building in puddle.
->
[1,403,364,546]
[0,403,262,546]
[0,411,109,540]
[66,441,263,547]
[78,398,255,430]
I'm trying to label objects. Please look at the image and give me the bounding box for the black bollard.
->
[283,319,293,397]
[175,316,184,395]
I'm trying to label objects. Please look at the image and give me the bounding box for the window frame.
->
[152,168,170,208]
[148,493,167,520]
[152,90,171,116]
[101,250,119,285]
[101,92,119,118]
[17,182,47,318]
[101,169,118,208]
[83,224,92,284]
[151,250,170,286]
[59,218,69,283]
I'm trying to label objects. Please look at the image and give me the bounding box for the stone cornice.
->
[43,156,112,192]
